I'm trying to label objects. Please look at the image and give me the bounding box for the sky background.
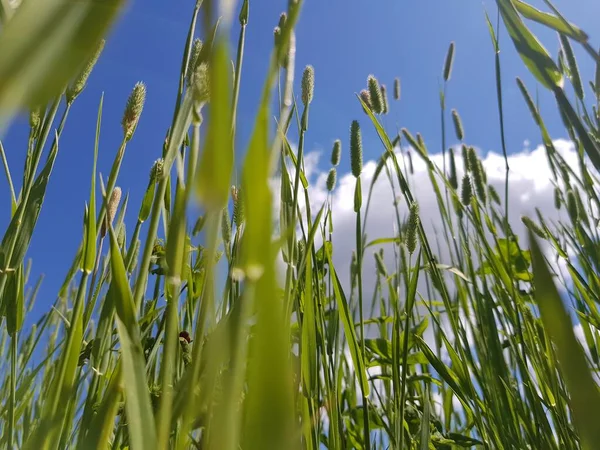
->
[0,0,599,317]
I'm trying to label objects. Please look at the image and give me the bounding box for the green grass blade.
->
[513,0,588,42]
[496,0,563,90]
[325,245,369,397]
[82,94,102,273]
[529,230,600,450]
[107,222,157,450]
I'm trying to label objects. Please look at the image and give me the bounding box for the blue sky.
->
[0,0,598,315]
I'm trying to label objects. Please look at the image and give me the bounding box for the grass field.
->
[1,0,600,449]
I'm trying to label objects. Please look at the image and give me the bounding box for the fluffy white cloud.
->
[298,139,575,294]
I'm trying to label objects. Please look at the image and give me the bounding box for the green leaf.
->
[529,230,600,450]
[496,0,563,90]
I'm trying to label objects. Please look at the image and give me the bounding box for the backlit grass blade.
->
[495,0,563,90]
[513,0,588,43]
[529,230,600,450]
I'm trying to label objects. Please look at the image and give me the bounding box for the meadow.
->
[0,0,600,449]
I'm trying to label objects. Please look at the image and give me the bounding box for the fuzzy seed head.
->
[117,223,126,248]
[451,109,464,140]
[367,75,384,114]
[521,216,546,239]
[331,139,341,166]
[449,148,458,189]
[301,65,315,106]
[374,250,387,276]
[468,148,486,203]
[461,144,469,173]
[186,39,203,86]
[101,187,122,237]
[122,82,146,140]
[380,84,389,114]
[489,185,501,205]
[222,208,232,243]
[406,202,419,254]
[350,120,363,178]
[359,89,372,112]
[394,77,401,100]
[461,174,472,206]
[443,42,455,81]
[326,168,337,192]
[233,188,245,228]
[231,185,238,203]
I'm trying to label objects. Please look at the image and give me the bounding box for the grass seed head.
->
[449,148,458,189]
[122,82,146,141]
[222,208,232,243]
[443,41,455,81]
[101,187,122,237]
[374,250,387,276]
[367,75,384,114]
[451,109,464,140]
[461,174,472,206]
[186,39,203,86]
[331,139,341,166]
[301,65,315,106]
[380,84,389,114]
[394,77,401,100]
[521,216,546,239]
[233,187,245,228]
[406,202,419,254]
[350,120,363,178]
[359,89,372,113]
[326,168,337,192]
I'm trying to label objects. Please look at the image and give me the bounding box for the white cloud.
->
[296,139,575,297]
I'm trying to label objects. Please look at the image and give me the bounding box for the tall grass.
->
[0,0,600,449]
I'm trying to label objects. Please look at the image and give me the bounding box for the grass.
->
[1,0,600,448]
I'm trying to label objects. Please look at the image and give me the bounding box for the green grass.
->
[1,0,600,449]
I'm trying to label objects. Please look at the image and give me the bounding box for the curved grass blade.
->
[513,0,588,43]
[496,0,563,90]
[529,230,600,450]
